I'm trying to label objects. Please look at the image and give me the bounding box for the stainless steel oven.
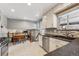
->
[1,42,8,56]
[0,37,8,56]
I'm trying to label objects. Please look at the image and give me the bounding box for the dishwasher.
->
[42,37,49,53]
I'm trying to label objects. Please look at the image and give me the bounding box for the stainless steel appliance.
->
[42,37,49,52]
[0,37,8,56]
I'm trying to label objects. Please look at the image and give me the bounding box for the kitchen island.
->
[44,38,79,56]
[42,34,74,53]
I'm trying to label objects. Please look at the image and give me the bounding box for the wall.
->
[7,19,36,31]
[36,22,40,29]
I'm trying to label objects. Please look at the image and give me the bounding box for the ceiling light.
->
[44,16,46,18]
[23,17,27,19]
[23,17,30,19]
[35,14,39,17]
[27,3,31,6]
[11,9,15,12]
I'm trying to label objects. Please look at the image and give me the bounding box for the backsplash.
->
[45,28,79,38]
[45,28,57,34]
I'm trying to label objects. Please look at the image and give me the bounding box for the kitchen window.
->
[57,5,79,30]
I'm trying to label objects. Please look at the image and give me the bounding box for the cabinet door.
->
[52,14,57,28]
[38,35,43,46]
[41,16,47,28]
[47,18,53,28]
[49,38,57,52]
[45,14,52,28]
[46,14,57,28]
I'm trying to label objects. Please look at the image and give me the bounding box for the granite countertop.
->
[43,34,74,38]
[44,28,79,39]
[42,34,75,42]
[44,39,79,56]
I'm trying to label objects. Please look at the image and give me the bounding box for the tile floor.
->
[8,38,69,56]
[8,40,47,56]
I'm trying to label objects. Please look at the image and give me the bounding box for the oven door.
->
[1,43,8,56]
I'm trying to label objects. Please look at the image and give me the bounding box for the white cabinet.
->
[41,13,57,29]
[46,14,53,28]
[41,16,47,28]
[42,37,69,52]
[52,14,57,28]
[38,35,43,47]
[49,38,69,52]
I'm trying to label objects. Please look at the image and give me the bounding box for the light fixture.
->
[27,3,31,6]
[44,16,46,18]
[23,17,30,19]
[35,14,39,17]
[23,17,27,19]
[11,9,15,12]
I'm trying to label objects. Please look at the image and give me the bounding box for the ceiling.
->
[0,3,57,22]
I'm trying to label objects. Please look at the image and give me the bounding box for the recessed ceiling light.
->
[35,13,41,18]
[35,14,39,17]
[44,16,46,18]
[23,17,27,19]
[11,9,15,12]
[23,17,29,19]
[27,3,31,6]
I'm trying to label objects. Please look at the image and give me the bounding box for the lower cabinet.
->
[42,37,69,53]
[38,35,43,47]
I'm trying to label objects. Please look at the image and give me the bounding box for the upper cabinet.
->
[41,16,47,28]
[41,12,57,29]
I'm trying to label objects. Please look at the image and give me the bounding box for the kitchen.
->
[0,3,79,56]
